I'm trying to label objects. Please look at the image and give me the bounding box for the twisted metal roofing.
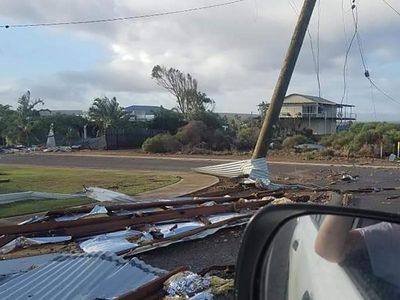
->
[0,252,165,300]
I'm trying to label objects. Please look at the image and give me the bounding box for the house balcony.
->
[279,112,357,120]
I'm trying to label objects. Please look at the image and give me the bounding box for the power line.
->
[2,0,245,28]
[316,0,321,97]
[340,1,358,105]
[381,0,400,17]
[287,0,321,98]
[350,1,400,105]
[369,80,377,120]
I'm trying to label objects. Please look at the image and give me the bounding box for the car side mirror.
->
[235,204,400,300]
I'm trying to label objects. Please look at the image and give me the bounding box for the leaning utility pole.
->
[252,0,317,159]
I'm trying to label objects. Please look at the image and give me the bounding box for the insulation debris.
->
[163,272,234,300]
[208,276,234,295]
[164,271,211,298]
[270,197,294,205]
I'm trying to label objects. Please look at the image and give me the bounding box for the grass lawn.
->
[0,165,180,218]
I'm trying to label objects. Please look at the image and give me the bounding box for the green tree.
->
[88,97,129,136]
[151,65,214,119]
[0,104,17,145]
[149,107,186,134]
[30,114,88,145]
[12,91,44,145]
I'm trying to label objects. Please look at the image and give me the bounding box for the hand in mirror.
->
[264,214,400,300]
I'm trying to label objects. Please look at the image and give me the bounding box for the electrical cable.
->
[2,0,245,28]
[287,0,321,98]
[350,0,400,105]
[316,0,321,97]
[369,80,377,120]
[381,0,400,17]
[341,0,349,104]
[340,5,357,105]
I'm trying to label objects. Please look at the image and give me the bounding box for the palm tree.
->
[88,97,128,136]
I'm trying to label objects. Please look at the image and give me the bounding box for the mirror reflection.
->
[264,214,400,300]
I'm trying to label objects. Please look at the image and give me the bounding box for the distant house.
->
[39,110,87,117]
[218,112,258,123]
[279,94,356,135]
[124,105,162,121]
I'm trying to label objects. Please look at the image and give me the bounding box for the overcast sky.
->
[0,0,399,121]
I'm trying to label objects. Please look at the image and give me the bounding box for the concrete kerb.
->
[135,172,219,199]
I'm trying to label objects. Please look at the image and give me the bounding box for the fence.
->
[105,128,163,150]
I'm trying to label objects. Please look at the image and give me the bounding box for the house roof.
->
[284,94,338,106]
[124,105,162,114]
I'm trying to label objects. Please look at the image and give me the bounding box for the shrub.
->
[358,144,375,158]
[208,129,233,151]
[142,133,181,153]
[236,126,260,150]
[282,135,309,149]
[320,148,335,157]
[305,152,316,160]
[175,121,208,146]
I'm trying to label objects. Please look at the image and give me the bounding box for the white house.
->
[124,105,162,121]
[279,94,356,135]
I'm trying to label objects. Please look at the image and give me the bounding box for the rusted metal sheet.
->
[65,200,271,239]
[0,235,17,248]
[0,214,132,236]
[47,190,284,216]
[0,199,272,241]
[117,266,188,300]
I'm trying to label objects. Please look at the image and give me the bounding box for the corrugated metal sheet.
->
[194,158,270,183]
[0,191,84,205]
[0,252,165,300]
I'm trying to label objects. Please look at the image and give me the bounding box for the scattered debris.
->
[194,158,271,188]
[43,146,72,153]
[0,191,85,205]
[209,276,234,296]
[386,195,400,200]
[0,236,72,254]
[270,197,294,205]
[294,143,325,151]
[80,229,141,253]
[341,174,359,182]
[84,186,136,203]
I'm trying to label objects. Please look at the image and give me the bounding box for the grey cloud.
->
[0,1,399,119]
